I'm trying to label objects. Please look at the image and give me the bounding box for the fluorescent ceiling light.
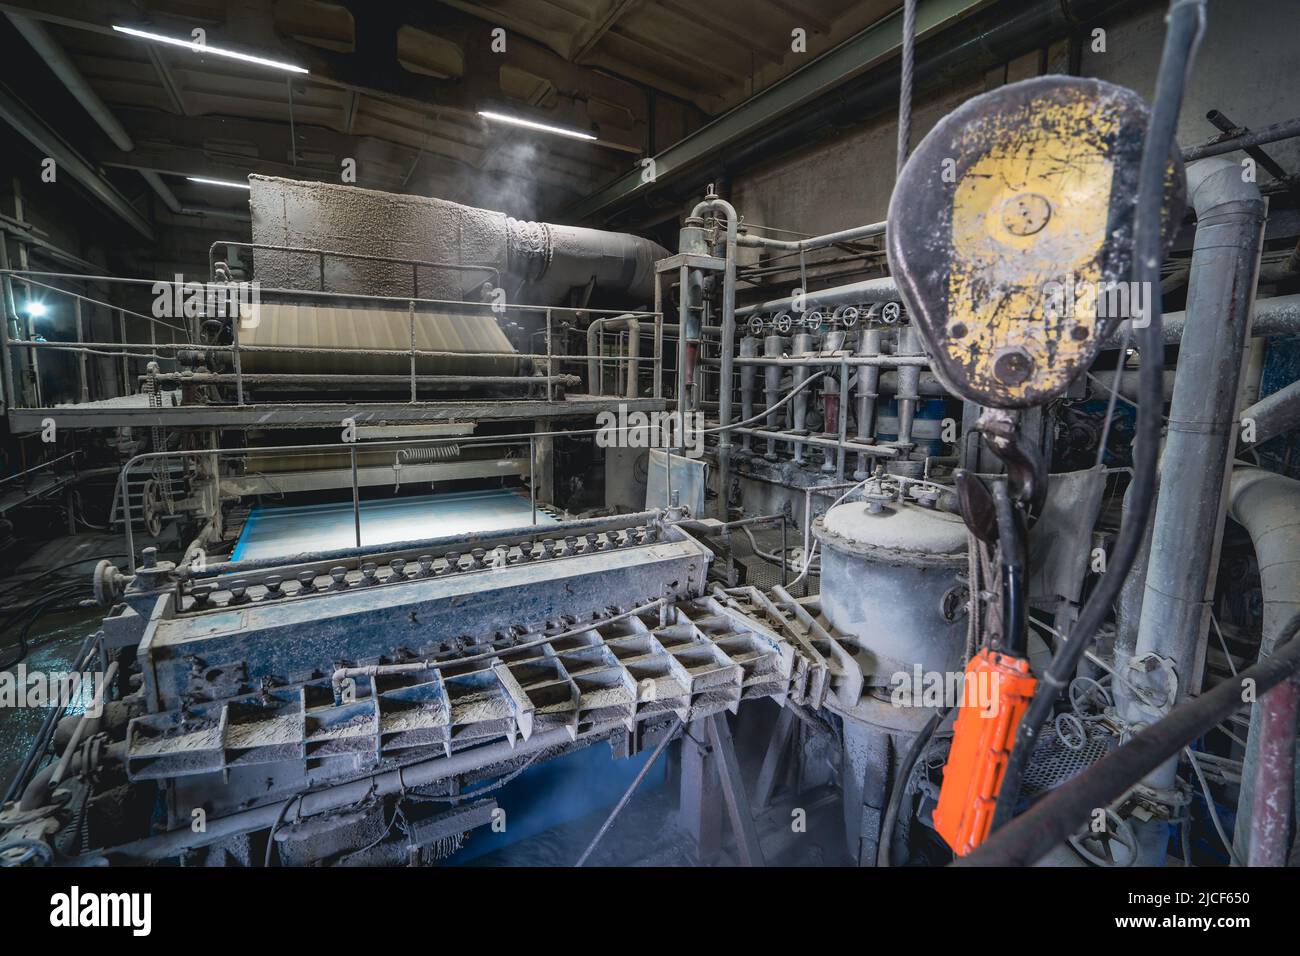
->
[23,301,47,318]
[187,176,251,190]
[112,25,308,74]
[478,110,596,141]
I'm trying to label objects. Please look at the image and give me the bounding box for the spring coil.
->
[393,445,461,492]
[396,445,461,465]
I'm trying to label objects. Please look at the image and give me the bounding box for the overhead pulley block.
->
[887,76,1186,408]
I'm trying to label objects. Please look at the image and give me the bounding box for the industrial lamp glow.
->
[23,301,48,319]
[186,177,252,190]
[112,25,308,74]
[477,110,597,142]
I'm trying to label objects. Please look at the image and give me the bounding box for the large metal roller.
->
[238,303,522,377]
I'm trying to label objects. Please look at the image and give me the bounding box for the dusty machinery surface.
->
[4,0,1300,872]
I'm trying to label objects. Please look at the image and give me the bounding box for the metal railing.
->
[114,432,547,571]
[0,268,661,411]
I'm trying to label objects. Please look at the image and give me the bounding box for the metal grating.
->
[1021,728,1116,798]
[125,594,814,781]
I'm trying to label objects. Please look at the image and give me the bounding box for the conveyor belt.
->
[230,488,555,562]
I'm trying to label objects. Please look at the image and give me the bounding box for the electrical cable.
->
[264,794,303,867]
[989,0,1207,833]
[1,553,126,583]
[701,370,828,434]
[1184,745,1243,865]
[0,583,86,671]
[1094,327,1130,470]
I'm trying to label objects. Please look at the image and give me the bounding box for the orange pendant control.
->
[933,648,1038,856]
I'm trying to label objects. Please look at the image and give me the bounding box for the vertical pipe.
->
[231,303,244,406]
[855,328,882,479]
[408,300,417,403]
[1227,467,1300,862]
[791,331,814,464]
[350,444,361,548]
[0,238,18,410]
[544,308,553,403]
[1249,675,1299,866]
[895,324,921,449]
[654,273,663,400]
[821,330,847,474]
[623,318,640,399]
[739,334,758,453]
[1126,158,1266,861]
[587,317,604,396]
[837,354,849,480]
[74,297,89,403]
[677,265,690,424]
[118,308,129,396]
[763,334,782,461]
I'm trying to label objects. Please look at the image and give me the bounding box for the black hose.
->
[878,707,949,867]
[991,482,1026,657]
[962,611,1300,866]
[0,583,86,671]
[2,554,126,582]
[989,0,1206,833]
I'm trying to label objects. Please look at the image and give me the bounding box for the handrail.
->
[0,268,659,410]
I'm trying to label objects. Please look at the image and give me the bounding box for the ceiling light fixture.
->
[186,176,252,190]
[112,25,308,74]
[477,110,596,141]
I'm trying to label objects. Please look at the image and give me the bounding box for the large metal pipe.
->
[736,220,887,253]
[736,276,899,317]
[1125,159,1267,859]
[247,175,669,304]
[1107,293,1300,345]
[1226,467,1300,864]
[523,220,670,304]
[1238,378,1300,449]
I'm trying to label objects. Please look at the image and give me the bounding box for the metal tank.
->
[814,489,967,681]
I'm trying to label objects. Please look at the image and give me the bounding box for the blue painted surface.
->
[232,488,556,561]
[451,743,665,864]
[1259,338,1300,479]
[875,397,948,456]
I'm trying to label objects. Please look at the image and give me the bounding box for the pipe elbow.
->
[1186,157,1265,217]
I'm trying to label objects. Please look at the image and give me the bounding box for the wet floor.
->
[0,534,121,791]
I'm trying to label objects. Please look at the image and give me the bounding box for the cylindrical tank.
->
[815,494,967,681]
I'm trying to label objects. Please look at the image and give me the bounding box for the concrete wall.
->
[730,0,1300,240]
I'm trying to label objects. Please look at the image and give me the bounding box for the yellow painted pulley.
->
[887,77,1186,408]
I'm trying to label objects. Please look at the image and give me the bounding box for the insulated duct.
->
[247,176,667,304]
[1124,157,1266,862]
[1226,467,1300,864]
